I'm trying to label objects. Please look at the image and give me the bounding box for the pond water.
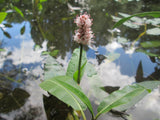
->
[0,0,160,120]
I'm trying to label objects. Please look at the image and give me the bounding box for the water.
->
[0,0,160,120]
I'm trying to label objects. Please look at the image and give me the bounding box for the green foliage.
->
[44,55,65,80]
[113,11,160,29]
[0,49,5,52]
[95,81,160,119]
[141,41,160,48]
[0,12,7,24]
[13,6,24,18]
[136,49,160,57]
[40,75,94,117]
[66,48,87,82]
[146,28,160,35]
[49,50,59,57]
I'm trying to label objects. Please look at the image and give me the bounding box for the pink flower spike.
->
[73,13,94,46]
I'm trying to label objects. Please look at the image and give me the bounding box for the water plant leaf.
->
[3,31,11,38]
[49,50,59,57]
[13,6,24,18]
[66,48,87,81]
[85,63,97,77]
[136,49,160,57]
[114,81,160,111]
[146,28,160,35]
[96,81,160,119]
[113,11,160,29]
[0,49,5,52]
[40,75,94,116]
[141,41,160,48]
[20,25,25,35]
[40,0,47,3]
[0,12,7,24]
[44,55,65,80]
[41,51,50,55]
[73,60,87,82]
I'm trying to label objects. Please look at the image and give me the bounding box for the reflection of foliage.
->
[43,95,73,120]
[0,88,30,113]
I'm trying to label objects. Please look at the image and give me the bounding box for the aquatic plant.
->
[40,12,160,120]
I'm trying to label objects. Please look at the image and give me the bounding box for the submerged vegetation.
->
[0,0,160,120]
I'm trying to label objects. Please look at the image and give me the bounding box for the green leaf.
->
[136,49,160,57]
[113,11,160,29]
[114,81,160,111]
[0,12,7,24]
[37,3,43,11]
[3,31,11,38]
[49,50,59,57]
[41,51,50,55]
[20,25,25,35]
[96,81,160,119]
[0,49,5,52]
[44,55,65,80]
[146,28,160,35]
[73,60,87,82]
[40,75,94,116]
[13,6,24,18]
[141,41,160,48]
[40,0,47,3]
[85,63,97,77]
[66,48,87,81]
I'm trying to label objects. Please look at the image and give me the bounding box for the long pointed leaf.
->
[96,81,160,119]
[40,75,94,116]
[66,48,87,81]
[113,11,160,29]
[0,12,7,24]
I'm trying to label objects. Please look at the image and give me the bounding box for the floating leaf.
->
[44,55,65,80]
[136,49,160,57]
[141,41,160,48]
[96,81,160,119]
[146,18,160,26]
[0,12,7,24]
[34,44,41,51]
[49,50,59,57]
[3,31,11,38]
[117,37,128,44]
[107,52,120,63]
[113,11,160,29]
[20,25,25,35]
[66,48,87,82]
[0,49,5,52]
[40,75,94,116]
[13,6,24,18]
[146,28,160,35]
[41,51,50,55]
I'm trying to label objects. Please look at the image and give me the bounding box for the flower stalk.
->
[77,44,83,84]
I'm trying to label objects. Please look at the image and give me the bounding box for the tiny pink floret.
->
[74,13,94,45]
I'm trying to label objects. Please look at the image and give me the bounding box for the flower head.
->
[74,13,94,45]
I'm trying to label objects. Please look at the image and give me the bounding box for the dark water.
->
[0,0,160,120]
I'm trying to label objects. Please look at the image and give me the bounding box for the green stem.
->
[77,44,83,84]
